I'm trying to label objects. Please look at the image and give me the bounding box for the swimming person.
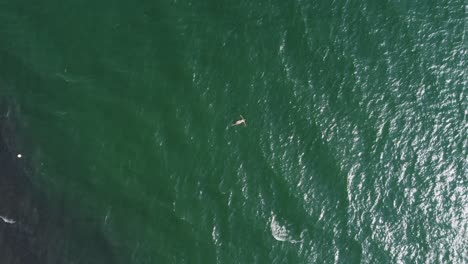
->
[231,115,246,127]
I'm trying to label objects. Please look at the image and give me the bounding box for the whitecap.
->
[0,215,15,224]
[270,213,303,243]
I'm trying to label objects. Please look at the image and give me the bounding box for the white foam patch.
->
[212,225,220,244]
[270,213,303,243]
[0,215,15,224]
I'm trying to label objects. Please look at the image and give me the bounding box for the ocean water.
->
[0,0,466,263]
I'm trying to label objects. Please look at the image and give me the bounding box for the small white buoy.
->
[17,154,22,158]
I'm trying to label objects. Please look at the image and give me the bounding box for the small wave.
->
[0,215,15,224]
[270,213,303,243]
[55,72,93,84]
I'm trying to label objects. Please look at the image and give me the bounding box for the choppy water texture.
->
[0,0,467,263]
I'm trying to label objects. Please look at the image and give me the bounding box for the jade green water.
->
[0,0,466,263]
